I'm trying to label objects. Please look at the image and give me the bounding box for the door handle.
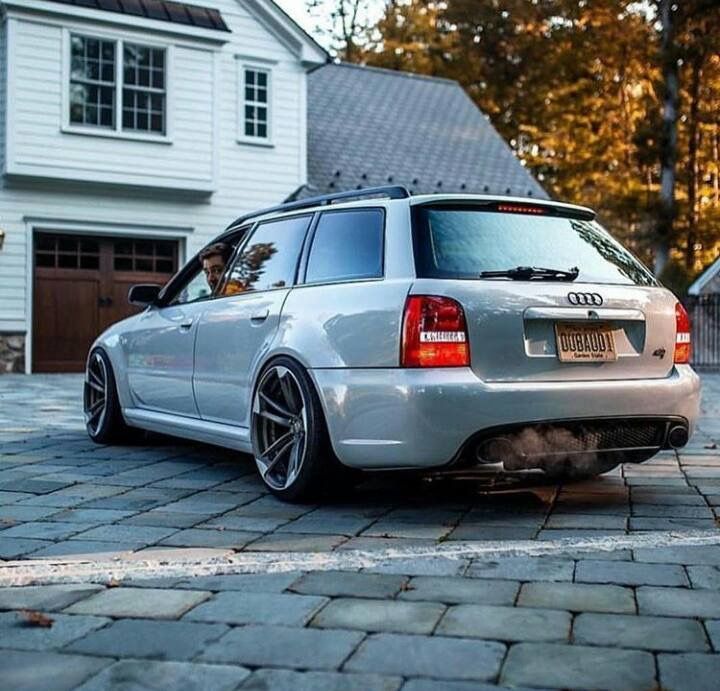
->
[179,319,194,330]
[250,309,269,323]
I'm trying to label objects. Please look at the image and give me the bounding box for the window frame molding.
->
[236,57,274,148]
[61,27,174,144]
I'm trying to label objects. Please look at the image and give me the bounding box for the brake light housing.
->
[674,302,692,365]
[401,295,470,367]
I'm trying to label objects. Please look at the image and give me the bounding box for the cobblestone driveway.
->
[1,373,719,690]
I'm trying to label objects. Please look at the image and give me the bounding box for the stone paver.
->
[437,604,571,642]
[573,612,709,651]
[501,642,656,690]
[312,598,445,634]
[0,584,103,611]
[466,557,575,582]
[658,653,720,691]
[397,576,519,605]
[290,571,407,599]
[67,619,229,660]
[184,591,328,626]
[637,586,720,618]
[706,620,720,651]
[0,649,111,691]
[1,372,720,688]
[75,659,249,691]
[65,587,211,619]
[345,633,506,681]
[0,612,110,651]
[518,582,636,613]
[575,558,689,586]
[240,669,402,691]
[687,565,720,589]
[200,624,364,670]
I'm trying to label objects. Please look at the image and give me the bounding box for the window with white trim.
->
[69,34,167,136]
[242,67,270,141]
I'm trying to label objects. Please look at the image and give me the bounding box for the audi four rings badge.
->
[567,292,603,306]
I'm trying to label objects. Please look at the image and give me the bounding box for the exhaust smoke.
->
[478,425,603,475]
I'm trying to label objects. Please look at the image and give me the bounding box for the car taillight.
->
[401,295,470,367]
[674,302,692,365]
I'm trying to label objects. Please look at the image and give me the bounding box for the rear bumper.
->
[310,365,701,469]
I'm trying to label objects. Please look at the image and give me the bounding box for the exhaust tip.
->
[668,425,689,449]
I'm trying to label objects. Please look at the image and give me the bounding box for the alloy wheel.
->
[84,352,108,436]
[252,365,308,491]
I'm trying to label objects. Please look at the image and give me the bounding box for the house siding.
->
[0,0,319,368]
[0,18,6,174]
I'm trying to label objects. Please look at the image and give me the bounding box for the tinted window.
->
[413,207,656,286]
[220,215,311,295]
[306,209,384,284]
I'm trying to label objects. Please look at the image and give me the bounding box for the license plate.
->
[555,322,617,362]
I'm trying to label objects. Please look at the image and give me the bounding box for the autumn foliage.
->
[310,0,720,291]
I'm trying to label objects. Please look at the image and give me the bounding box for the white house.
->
[0,0,326,373]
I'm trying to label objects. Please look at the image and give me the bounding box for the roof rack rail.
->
[225,185,410,230]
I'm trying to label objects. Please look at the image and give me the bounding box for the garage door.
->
[33,232,179,372]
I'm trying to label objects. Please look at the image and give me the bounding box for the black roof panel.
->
[45,0,231,32]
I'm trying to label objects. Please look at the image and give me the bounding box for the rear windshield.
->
[412,206,656,286]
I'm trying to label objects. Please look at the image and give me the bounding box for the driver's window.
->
[165,231,248,307]
[170,270,213,305]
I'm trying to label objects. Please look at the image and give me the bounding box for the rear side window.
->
[305,209,384,284]
[412,206,656,286]
[220,215,311,295]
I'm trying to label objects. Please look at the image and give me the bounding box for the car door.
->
[193,214,313,427]
[124,264,213,417]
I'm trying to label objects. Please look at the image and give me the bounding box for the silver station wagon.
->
[84,186,700,501]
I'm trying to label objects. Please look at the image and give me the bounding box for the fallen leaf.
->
[19,610,54,628]
[106,578,120,588]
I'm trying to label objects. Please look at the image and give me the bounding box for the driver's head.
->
[199,242,232,291]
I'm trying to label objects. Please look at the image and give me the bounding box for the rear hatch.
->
[410,200,677,383]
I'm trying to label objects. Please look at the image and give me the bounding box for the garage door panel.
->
[34,276,100,372]
[33,233,179,373]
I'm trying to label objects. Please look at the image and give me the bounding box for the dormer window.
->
[68,34,167,137]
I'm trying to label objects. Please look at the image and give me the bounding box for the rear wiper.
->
[480,266,580,281]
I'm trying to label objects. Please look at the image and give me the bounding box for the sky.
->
[274,0,386,48]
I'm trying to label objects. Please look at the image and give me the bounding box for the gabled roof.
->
[43,0,230,31]
[305,63,547,199]
[688,254,720,295]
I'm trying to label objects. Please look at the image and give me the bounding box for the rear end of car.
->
[401,197,699,475]
[314,195,700,476]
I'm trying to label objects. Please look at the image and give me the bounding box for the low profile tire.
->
[251,357,348,502]
[84,348,133,445]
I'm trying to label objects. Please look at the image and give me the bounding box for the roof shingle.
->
[306,63,547,199]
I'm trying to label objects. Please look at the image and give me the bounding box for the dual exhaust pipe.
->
[667,424,689,449]
[475,421,690,467]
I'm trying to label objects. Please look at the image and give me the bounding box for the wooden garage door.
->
[33,233,178,373]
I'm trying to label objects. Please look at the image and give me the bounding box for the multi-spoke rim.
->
[252,365,308,491]
[84,352,108,436]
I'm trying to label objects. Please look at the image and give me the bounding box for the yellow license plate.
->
[555,322,617,362]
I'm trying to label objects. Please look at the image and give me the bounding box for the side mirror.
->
[128,284,162,307]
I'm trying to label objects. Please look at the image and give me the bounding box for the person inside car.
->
[199,242,233,293]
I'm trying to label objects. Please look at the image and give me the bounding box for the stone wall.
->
[0,333,25,373]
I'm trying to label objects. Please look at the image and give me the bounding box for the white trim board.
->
[688,254,720,295]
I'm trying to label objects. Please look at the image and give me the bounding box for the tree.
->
[306,0,386,61]
[351,0,720,279]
